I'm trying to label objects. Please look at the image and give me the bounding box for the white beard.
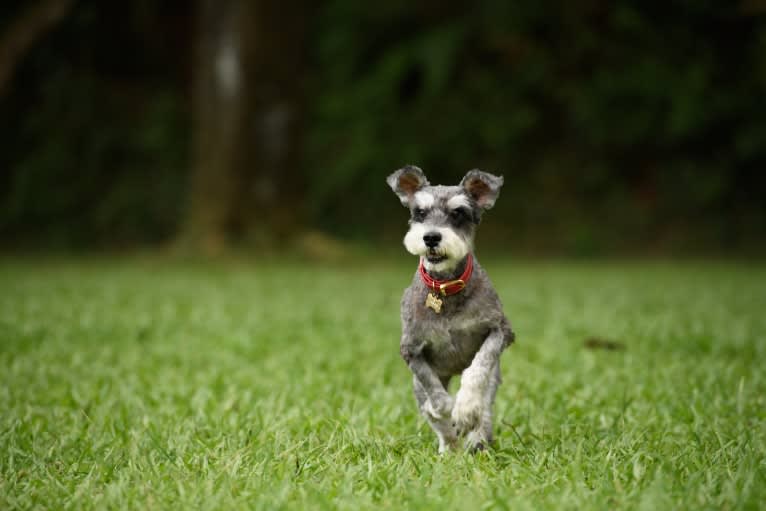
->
[403,223,472,273]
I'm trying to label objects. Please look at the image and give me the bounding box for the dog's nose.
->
[423,232,442,248]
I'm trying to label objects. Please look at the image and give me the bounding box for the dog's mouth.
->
[425,249,447,264]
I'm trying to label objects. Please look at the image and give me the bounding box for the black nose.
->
[423,232,442,248]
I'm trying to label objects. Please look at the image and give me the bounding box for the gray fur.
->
[388,166,515,453]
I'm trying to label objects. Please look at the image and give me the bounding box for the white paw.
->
[464,429,489,453]
[451,385,483,434]
[423,393,454,421]
[452,366,487,434]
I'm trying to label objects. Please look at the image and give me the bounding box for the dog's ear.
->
[460,170,504,209]
[387,165,430,206]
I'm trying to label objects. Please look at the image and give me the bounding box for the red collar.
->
[418,254,474,296]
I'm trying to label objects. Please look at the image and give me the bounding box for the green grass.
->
[1,257,765,510]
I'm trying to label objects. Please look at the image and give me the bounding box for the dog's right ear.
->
[387,165,430,206]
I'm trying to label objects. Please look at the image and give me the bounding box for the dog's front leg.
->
[413,377,458,453]
[400,339,454,420]
[452,326,511,442]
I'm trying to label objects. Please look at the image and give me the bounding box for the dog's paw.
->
[423,392,454,421]
[464,430,490,454]
[451,386,482,434]
[438,435,459,454]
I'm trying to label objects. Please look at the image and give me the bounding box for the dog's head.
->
[387,165,503,273]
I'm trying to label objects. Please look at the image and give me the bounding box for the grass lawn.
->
[1,257,764,510]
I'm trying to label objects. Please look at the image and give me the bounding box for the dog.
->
[387,165,515,453]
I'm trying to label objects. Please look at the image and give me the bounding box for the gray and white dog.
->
[387,165,515,453]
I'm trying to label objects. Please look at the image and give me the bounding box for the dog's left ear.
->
[460,170,504,209]
[387,165,430,206]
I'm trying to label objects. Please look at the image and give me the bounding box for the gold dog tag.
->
[425,292,443,313]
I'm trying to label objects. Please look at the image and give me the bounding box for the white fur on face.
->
[414,191,435,210]
[403,222,471,272]
[447,194,471,211]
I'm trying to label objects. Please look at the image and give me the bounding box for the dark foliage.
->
[308,0,766,252]
[1,0,764,252]
[0,1,190,247]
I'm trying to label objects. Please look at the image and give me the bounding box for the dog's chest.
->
[412,306,487,374]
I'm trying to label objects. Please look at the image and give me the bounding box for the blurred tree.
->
[181,0,309,254]
[0,1,189,248]
[0,0,763,254]
[0,0,73,96]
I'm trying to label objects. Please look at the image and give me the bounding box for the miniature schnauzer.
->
[387,165,515,453]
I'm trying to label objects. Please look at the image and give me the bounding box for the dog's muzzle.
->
[423,232,441,248]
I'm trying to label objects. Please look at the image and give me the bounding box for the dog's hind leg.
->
[413,376,458,453]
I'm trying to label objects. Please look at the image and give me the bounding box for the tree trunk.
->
[181,0,307,254]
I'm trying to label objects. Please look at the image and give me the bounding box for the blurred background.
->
[1,0,764,257]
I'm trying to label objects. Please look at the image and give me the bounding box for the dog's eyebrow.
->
[414,191,435,209]
[447,194,471,210]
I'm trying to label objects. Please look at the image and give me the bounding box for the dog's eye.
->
[450,208,467,222]
[413,208,427,221]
